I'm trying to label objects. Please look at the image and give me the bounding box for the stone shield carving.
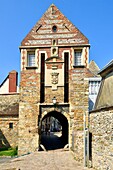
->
[51,72,59,84]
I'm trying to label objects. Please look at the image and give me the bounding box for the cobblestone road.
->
[0,133,94,170]
[0,150,94,170]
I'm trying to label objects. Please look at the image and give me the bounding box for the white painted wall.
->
[0,78,9,94]
[88,77,101,111]
[0,77,19,94]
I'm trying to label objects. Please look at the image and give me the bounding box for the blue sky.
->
[0,0,113,84]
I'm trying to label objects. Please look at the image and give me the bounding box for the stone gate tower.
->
[18,4,90,161]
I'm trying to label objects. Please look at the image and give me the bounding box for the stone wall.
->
[0,117,19,148]
[0,93,19,148]
[45,87,64,103]
[90,107,113,170]
[72,131,84,162]
[18,70,40,155]
[0,94,19,113]
[69,67,89,162]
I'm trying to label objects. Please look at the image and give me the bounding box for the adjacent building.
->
[0,71,19,148]
[88,60,101,110]
[90,60,113,170]
[0,70,19,94]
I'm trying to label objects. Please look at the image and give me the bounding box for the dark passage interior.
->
[40,111,68,150]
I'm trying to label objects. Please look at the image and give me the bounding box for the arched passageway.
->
[40,111,68,150]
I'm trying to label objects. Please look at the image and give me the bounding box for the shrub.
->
[0,147,18,157]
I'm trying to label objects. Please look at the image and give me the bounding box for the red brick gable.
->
[21,4,89,47]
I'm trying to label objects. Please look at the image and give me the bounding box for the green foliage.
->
[0,147,18,157]
[0,147,9,151]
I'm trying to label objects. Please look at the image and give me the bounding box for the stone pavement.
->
[0,150,94,170]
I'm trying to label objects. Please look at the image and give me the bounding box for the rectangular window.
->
[89,81,100,95]
[74,51,82,66]
[9,123,13,129]
[27,52,35,67]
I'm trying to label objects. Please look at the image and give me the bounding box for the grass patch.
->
[0,147,17,157]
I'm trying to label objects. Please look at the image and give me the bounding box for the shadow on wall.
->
[0,129,11,149]
[89,98,94,111]
[89,132,92,161]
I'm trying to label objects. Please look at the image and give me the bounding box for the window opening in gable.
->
[53,40,56,45]
[52,25,57,33]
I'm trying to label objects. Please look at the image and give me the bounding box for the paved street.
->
[0,133,94,170]
[0,150,92,170]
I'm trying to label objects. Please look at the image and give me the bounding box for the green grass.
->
[0,147,17,157]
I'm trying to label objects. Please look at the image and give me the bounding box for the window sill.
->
[26,66,38,69]
[73,65,85,68]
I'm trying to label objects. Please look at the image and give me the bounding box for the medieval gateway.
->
[0,4,113,170]
[19,3,90,158]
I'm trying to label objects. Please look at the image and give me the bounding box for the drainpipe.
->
[83,78,89,167]
[84,110,90,167]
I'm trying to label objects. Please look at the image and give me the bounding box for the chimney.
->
[9,70,18,92]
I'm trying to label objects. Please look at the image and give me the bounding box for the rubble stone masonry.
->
[90,108,113,170]
[18,70,40,155]
[69,67,89,162]
[0,94,19,148]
